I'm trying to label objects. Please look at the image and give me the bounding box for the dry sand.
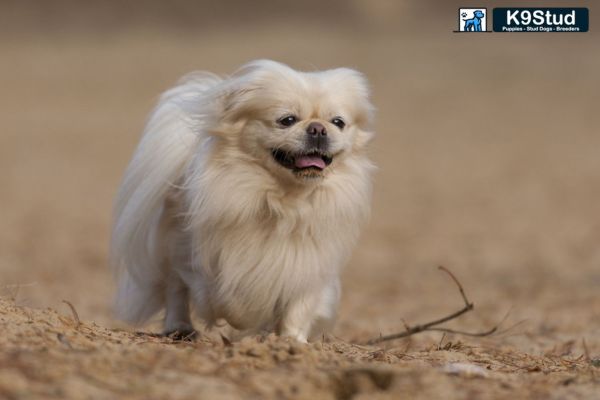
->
[1,2,599,398]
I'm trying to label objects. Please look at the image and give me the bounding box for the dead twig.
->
[364,266,503,345]
[62,300,81,328]
[437,333,447,350]
[220,333,233,347]
[427,308,517,338]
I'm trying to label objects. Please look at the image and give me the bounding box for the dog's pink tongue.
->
[295,155,326,169]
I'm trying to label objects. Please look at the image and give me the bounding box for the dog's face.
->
[217,61,374,182]
[474,10,484,18]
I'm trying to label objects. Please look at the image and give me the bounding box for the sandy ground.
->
[1,2,599,398]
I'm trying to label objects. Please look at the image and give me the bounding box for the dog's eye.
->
[278,115,298,127]
[331,117,346,130]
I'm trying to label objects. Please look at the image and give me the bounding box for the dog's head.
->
[214,60,374,182]
[473,10,484,18]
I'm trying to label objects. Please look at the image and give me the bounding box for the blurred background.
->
[1,1,598,348]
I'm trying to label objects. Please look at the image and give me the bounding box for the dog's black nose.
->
[306,122,327,137]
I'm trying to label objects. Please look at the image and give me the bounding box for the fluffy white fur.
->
[111,60,375,342]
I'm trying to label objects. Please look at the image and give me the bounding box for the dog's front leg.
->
[278,294,319,343]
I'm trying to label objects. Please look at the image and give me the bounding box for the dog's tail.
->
[110,72,222,325]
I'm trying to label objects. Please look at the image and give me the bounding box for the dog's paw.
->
[280,328,309,344]
[163,328,198,342]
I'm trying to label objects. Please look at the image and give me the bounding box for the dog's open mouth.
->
[271,149,333,177]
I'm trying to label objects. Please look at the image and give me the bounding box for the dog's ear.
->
[219,60,296,123]
[218,79,261,123]
[220,84,259,119]
[325,68,375,149]
[325,68,374,129]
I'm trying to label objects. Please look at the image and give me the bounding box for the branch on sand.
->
[364,266,508,346]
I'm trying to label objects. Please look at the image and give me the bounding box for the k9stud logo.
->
[454,7,589,33]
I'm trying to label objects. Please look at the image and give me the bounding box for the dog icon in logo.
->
[462,10,485,31]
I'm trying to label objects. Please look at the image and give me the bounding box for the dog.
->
[110,60,375,342]
[463,10,485,31]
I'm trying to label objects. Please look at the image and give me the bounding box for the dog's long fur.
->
[111,60,375,342]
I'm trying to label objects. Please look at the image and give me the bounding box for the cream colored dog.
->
[111,60,375,342]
